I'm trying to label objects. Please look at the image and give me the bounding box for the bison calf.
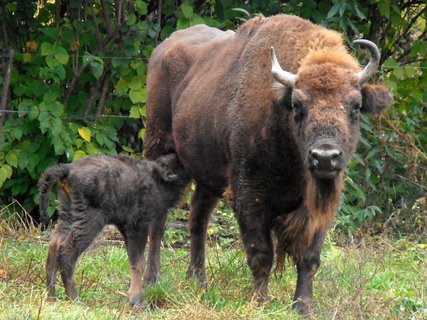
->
[38,153,189,305]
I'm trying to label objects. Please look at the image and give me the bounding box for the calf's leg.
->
[293,231,325,315]
[186,185,219,286]
[46,222,70,299]
[46,196,74,299]
[57,209,105,301]
[143,209,168,287]
[124,224,149,306]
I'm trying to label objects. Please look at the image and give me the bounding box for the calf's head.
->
[271,40,392,181]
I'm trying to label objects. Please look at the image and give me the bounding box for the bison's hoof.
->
[293,299,314,315]
[186,268,208,289]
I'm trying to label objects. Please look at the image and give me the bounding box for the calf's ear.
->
[154,166,178,182]
[361,84,392,115]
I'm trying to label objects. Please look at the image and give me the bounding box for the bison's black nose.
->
[308,144,343,179]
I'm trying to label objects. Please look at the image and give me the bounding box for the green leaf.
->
[52,136,65,155]
[181,3,193,18]
[127,13,137,26]
[43,91,59,103]
[353,5,366,20]
[6,153,18,168]
[135,0,148,15]
[378,2,390,19]
[38,111,50,134]
[128,77,144,91]
[73,150,87,162]
[10,127,23,140]
[40,42,54,56]
[177,17,190,30]
[129,90,146,104]
[90,60,104,79]
[85,142,100,155]
[116,78,128,96]
[232,8,251,18]
[54,46,69,65]
[327,2,340,19]
[50,101,65,118]
[42,28,59,40]
[122,145,134,153]
[189,14,205,27]
[30,81,48,97]
[51,118,63,136]
[161,24,175,40]
[130,105,141,119]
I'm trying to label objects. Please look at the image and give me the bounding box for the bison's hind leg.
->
[57,208,106,301]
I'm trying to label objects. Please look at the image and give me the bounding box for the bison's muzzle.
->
[308,141,343,179]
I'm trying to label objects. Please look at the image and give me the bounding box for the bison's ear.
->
[361,84,392,115]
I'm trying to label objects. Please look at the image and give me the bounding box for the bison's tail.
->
[38,164,70,227]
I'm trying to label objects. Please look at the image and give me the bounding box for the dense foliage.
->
[0,0,425,238]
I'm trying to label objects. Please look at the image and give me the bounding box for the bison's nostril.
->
[309,145,342,171]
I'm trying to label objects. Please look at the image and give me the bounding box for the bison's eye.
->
[291,101,303,111]
[350,103,361,120]
[291,100,305,122]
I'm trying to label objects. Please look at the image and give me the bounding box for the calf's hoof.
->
[143,272,159,288]
[129,293,142,307]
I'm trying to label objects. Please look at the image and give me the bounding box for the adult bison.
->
[143,14,391,313]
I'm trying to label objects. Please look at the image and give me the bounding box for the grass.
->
[0,207,426,319]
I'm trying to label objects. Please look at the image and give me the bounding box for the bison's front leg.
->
[236,198,274,303]
[293,231,325,314]
[187,185,219,286]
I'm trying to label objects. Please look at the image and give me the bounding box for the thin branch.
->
[91,4,102,51]
[155,0,163,44]
[0,4,8,47]
[116,0,122,26]
[64,63,90,107]
[95,73,111,123]
[0,48,14,135]
[100,0,113,36]
[381,117,427,162]
[84,63,110,121]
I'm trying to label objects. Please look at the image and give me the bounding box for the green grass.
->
[0,222,426,319]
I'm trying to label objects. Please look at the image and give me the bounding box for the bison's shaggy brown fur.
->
[144,14,392,314]
[38,154,189,306]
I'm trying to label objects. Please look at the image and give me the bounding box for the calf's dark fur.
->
[38,153,189,305]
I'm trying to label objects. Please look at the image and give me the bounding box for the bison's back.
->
[144,25,235,160]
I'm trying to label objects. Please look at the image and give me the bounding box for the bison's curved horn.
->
[270,47,296,88]
[353,39,380,84]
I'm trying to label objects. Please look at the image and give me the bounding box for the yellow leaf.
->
[78,127,91,142]
[23,53,32,63]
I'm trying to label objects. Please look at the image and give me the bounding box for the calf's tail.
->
[38,164,70,226]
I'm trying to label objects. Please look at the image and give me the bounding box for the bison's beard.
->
[273,172,343,270]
